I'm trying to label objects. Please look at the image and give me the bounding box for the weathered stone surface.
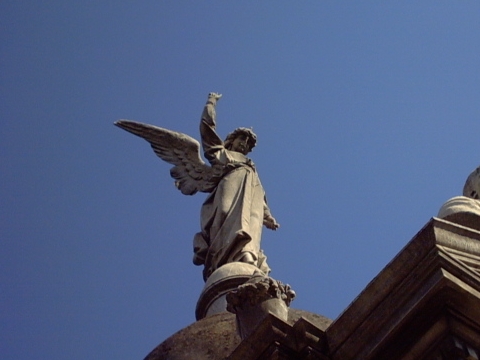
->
[144,309,332,360]
[226,273,295,340]
[144,312,239,360]
[228,312,330,360]
[438,196,480,231]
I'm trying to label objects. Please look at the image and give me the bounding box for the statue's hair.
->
[208,92,222,99]
[224,127,257,152]
[463,165,480,200]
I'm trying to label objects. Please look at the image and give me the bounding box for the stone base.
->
[196,262,262,320]
[437,196,480,231]
[231,297,288,340]
[226,274,295,340]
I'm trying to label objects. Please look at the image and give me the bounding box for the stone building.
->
[143,168,480,360]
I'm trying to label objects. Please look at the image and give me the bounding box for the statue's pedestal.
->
[437,196,480,231]
[225,275,295,340]
[196,262,261,320]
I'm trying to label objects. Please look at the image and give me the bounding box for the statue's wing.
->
[115,120,220,195]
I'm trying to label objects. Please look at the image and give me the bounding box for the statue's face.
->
[231,134,251,155]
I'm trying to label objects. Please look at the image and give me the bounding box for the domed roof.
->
[144,309,332,360]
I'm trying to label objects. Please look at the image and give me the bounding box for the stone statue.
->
[115,93,279,281]
[463,166,480,200]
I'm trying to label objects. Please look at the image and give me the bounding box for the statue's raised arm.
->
[198,92,227,163]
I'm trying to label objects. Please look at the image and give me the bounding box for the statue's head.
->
[207,92,222,102]
[463,165,480,200]
[224,127,257,155]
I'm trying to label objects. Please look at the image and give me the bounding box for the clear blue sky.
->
[1,2,479,359]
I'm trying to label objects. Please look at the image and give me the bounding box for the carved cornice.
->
[327,217,480,360]
[227,314,329,360]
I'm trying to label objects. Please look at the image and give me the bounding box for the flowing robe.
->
[194,120,272,280]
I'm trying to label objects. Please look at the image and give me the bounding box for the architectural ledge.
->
[227,314,329,360]
[326,217,480,360]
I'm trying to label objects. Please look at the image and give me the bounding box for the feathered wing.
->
[115,120,221,195]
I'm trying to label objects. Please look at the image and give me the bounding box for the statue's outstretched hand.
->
[264,215,280,231]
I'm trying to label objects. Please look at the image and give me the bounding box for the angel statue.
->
[115,93,279,281]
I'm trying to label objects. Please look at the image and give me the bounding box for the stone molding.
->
[227,313,329,360]
[438,196,480,231]
[226,275,296,340]
[326,217,480,360]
